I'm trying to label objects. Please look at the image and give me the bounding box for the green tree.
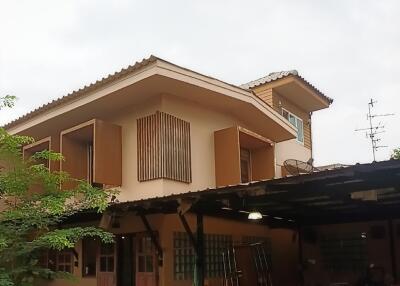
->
[391,148,400,160]
[0,96,115,285]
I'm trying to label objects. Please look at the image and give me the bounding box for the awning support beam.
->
[139,214,163,265]
[177,211,204,286]
[195,213,205,286]
[388,219,398,283]
[178,212,198,251]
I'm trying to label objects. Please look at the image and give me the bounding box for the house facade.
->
[5,56,331,286]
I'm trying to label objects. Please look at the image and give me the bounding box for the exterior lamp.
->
[248,211,263,220]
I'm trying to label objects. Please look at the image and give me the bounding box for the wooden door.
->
[98,242,116,286]
[117,235,135,286]
[136,234,157,286]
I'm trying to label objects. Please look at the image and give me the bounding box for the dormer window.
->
[282,108,304,144]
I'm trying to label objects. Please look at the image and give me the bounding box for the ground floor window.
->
[173,232,195,280]
[57,250,73,273]
[40,249,73,274]
[99,243,115,272]
[137,236,155,273]
[173,232,232,280]
[204,234,233,278]
[320,233,367,272]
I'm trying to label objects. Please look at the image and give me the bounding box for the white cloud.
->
[1,0,399,165]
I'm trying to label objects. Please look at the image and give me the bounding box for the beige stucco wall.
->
[6,88,302,203]
[275,139,312,177]
[103,93,260,202]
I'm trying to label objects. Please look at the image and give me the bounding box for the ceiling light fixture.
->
[248,211,263,220]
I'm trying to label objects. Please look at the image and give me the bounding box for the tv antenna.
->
[355,99,394,161]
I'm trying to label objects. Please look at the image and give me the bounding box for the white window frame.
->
[282,108,304,144]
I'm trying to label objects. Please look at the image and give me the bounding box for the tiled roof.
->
[4,55,253,130]
[240,70,299,89]
[241,70,333,104]
[4,59,332,130]
[3,55,159,130]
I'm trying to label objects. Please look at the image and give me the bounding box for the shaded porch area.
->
[109,160,400,285]
[67,159,400,286]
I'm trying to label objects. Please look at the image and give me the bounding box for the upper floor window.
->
[240,148,251,183]
[282,108,304,144]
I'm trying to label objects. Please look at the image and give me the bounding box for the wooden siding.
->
[253,86,312,149]
[137,111,191,183]
[272,90,312,149]
[255,88,273,107]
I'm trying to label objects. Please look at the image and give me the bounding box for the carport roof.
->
[112,159,400,227]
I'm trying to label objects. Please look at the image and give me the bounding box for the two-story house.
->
[5,56,331,286]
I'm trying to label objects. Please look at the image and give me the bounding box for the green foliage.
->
[0,95,17,109]
[0,108,117,285]
[391,148,400,160]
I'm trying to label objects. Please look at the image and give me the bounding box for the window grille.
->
[173,232,233,280]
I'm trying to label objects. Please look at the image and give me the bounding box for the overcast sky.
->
[1,0,399,166]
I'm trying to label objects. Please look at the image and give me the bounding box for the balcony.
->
[214,126,275,187]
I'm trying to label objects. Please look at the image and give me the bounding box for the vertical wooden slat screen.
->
[137,111,191,183]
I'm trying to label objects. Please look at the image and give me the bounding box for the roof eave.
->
[5,56,296,142]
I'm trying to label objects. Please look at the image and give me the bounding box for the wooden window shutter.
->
[61,119,122,188]
[214,127,241,187]
[137,111,191,183]
[93,120,122,186]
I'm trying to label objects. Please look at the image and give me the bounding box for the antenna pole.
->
[368,99,376,161]
[355,99,394,162]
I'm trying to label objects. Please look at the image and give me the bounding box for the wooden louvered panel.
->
[137,111,191,183]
